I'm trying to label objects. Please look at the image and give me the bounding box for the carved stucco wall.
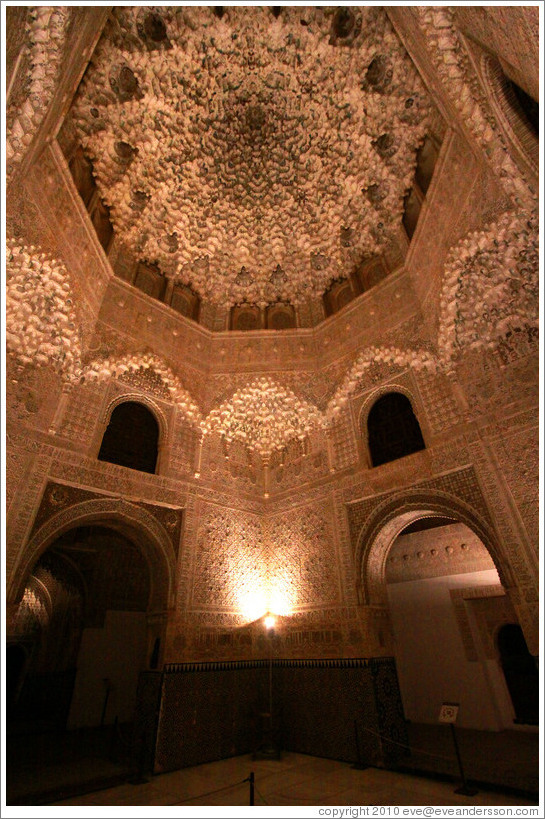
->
[6,336,539,657]
[266,502,342,611]
[490,424,539,553]
[192,504,265,614]
[164,491,369,662]
[6,323,539,659]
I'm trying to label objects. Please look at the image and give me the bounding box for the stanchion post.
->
[249,771,255,805]
[351,720,369,770]
[450,723,478,796]
[438,702,477,797]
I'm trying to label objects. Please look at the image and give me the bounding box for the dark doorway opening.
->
[6,644,28,711]
[6,525,154,804]
[497,624,539,725]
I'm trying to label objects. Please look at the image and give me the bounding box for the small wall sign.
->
[439,702,459,723]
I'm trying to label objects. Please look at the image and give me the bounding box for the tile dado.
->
[139,658,405,775]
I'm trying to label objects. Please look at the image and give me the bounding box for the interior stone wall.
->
[68,610,148,729]
[386,523,496,583]
[490,424,539,554]
[387,570,512,730]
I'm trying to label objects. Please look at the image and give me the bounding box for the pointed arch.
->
[325,346,438,424]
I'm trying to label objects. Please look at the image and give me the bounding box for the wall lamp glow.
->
[264,614,276,630]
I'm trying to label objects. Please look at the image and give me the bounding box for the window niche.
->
[323,278,355,317]
[112,250,202,324]
[323,255,390,317]
[351,255,390,294]
[67,145,114,252]
[266,303,296,330]
[367,392,425,467]
[402,135,441,242]
[98,401,159,474]
[169,283,201,322]
[230,305,262,331]
[133,261,166,301]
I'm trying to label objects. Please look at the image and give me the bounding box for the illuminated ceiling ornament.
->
[71,5,431,307]
[201,376,323,458]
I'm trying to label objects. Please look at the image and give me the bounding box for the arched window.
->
[133,261,166,300]
[66,145,114,252]
[98,401,159,474]
[169,283,200,322]
[367,392,425,467]
[497,624,538,725]
[230,305,261,331]
[323,278,355,316]
[266,303,296,330]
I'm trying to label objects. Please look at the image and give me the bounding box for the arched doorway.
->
[7,552,85,733]
[8,526,154,733]
[7,500,176,802]
[6,644,29,712]
[355,491,533,732]
[359,509,540,790]
[384,518,518,731]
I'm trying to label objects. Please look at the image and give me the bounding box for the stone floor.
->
[6,723,131,805]
[5,722,540,811]
[47,752,540,810]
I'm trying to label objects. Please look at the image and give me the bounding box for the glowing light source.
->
[268,590,292,617]
[264,615,276,630]
[239,590,268,622]
[233,564,295,624]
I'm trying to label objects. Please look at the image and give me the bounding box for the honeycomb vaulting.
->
[70,6,431,306]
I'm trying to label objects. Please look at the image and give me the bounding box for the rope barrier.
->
[356,723,536,767]
[357,722,457,762]
[174,776,250,804]
[254,783,269,805]
[129,739,534,807]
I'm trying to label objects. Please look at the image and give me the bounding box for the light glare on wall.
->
[239,590,268,622]
[237,586,293,623]
[268,589,292,617]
